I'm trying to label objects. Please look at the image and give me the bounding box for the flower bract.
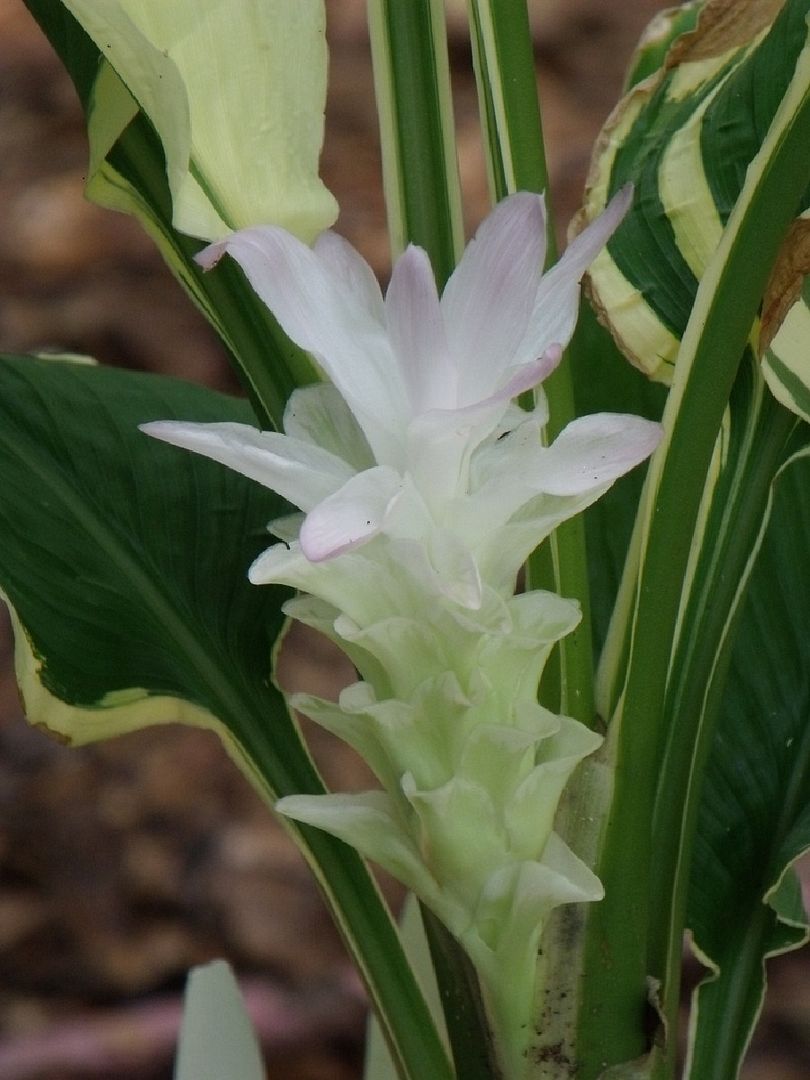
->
[62,0,338,242]
[142,187,661,1072]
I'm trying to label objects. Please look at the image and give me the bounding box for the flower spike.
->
[141,187,660,1070]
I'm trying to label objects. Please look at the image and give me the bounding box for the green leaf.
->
[175,961,264,1080]
[761,219,810,420]
[365,897,448,1080]
[572,6,810,1069]
[0,354,290,728]
[366,0,464,284]
[0,353,453,1080]
[578,0,810,388]
[622,1,702,92]
[569,305,666,656]
[685,451,810,1077]
[465,0,549,205]
[465,0,598,726]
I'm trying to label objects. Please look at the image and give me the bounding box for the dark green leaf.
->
[685,451,810,1077]
[0,353,453,1080]
[581,0,810,386]
[570,304,666,658]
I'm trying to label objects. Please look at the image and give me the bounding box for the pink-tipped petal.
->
[442,193,548,397]
[386,245,453,412]
[300,466,403,562]
[194,239,228,271]
[194,225,404,463]
[536,413,661,496]
[494,345,563,403]
[515,185,633,365]
[140,420,353,510]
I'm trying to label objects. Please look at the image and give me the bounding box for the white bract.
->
[142,188,661,1071]
[63,0,337,242]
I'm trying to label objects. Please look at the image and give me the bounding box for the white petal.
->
[196,226,405,462]
[534,413,662,496]
[299,466,403,561]
[140,420,353,509]
[514,185,633,366]
[313,230,385,324]
[441,194,547,398]
[386,245,453,412]
[248,540,309,586]
[267,512,303,544]
[276,791,439,895]
[492,345,562,403]
[427,529,483,610]
[283,383,374,471]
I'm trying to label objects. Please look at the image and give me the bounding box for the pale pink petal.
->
[441,193,547,397]
[404,348,562,505]
[492,345,563,404]
[300,466,403,561]
[196,227,404,463]
[313,230,385,325]
[463,411,660,547]
[386,245,453,412]
[514,185,633,366]
[534,413,661,496]
[139,420,353,510]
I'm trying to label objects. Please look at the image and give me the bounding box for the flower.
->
[62,0,337,242]
[144,186,658,606]
[141,188,661,1073]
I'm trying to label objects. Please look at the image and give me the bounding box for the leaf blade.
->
[0,353,453,1080]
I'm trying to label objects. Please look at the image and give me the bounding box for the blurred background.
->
[0,1,808,1077]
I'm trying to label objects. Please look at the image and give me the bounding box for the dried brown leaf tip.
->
[760,217,810,353]
[667,0,785,66]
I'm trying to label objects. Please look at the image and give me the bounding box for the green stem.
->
[366,0,463,285]
[466,0,594,722]
[577,54,810,1075]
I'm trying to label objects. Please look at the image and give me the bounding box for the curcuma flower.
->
[142,188,660,1072]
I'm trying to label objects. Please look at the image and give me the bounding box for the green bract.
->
[62,0,338,241]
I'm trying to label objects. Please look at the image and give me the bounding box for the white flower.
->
[141,189,661,1073]
[143,186,659,608]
